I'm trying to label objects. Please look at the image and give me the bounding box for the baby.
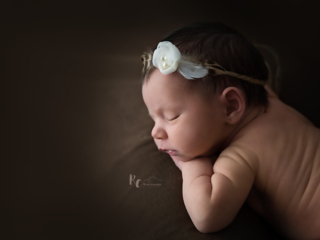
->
[141,22,320,240]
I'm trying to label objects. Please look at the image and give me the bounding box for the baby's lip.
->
[159,148,177,156]
[159,148,173,152]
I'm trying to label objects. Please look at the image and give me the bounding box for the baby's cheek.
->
[174,125,206,153]
[170,127,190,149]
[192,125,218,153]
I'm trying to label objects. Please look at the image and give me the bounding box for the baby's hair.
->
[141,22,269,108]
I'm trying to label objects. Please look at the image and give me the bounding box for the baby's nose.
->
[151,125,167,139]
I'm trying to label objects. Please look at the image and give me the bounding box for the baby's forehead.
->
[143,71,217,111]
[144,69,199,96]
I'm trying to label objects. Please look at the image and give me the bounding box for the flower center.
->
[160,56,170,69]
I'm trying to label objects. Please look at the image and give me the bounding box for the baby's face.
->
[142,69,228,162]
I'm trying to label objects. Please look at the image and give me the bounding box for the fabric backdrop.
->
[2,1,320,239]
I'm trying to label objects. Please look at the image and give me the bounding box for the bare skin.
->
[242,91,320,240]
[142,69,320,240]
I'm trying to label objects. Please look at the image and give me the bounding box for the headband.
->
[141,41,265,86]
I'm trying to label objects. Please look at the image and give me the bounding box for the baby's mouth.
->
[159,148,177,156]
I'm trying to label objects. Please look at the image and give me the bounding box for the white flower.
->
[152,41,208,80]
[152,41,181,75]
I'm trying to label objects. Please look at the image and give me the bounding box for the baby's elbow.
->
[195,224,216,234]
[194,221,221,233]
[193,215,231,233]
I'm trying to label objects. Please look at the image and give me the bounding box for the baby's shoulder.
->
[264,97,314,126]
[218,143,259,174]
[240,97,315,144]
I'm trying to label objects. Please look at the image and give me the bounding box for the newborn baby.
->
[141,22,320,240]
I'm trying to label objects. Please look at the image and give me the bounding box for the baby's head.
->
[141,22,269,161]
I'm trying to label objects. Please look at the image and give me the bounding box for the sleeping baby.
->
[141,22,320,240]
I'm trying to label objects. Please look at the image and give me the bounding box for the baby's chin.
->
[170,155,191,162]
[176,150,219,161]
[170,154,205,162]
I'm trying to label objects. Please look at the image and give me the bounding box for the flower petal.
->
[178,60,208,80]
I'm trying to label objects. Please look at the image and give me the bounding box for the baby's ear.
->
[220,87,246,124]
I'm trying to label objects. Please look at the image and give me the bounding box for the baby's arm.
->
[181,155,255,233]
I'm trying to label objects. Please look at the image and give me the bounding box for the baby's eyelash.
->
[167,115,179,121]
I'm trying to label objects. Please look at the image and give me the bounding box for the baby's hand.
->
[171,157,185,171]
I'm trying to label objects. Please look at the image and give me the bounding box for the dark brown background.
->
[1,1,320,240]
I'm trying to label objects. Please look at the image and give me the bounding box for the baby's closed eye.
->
[166,115,180,121]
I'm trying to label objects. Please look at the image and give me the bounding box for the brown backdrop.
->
[2,1,320,239]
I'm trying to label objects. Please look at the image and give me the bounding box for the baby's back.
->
[240,97,320,240]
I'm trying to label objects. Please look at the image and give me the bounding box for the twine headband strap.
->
[203,62,266,86]
[141,42,266,86]
[141,51,153,76]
